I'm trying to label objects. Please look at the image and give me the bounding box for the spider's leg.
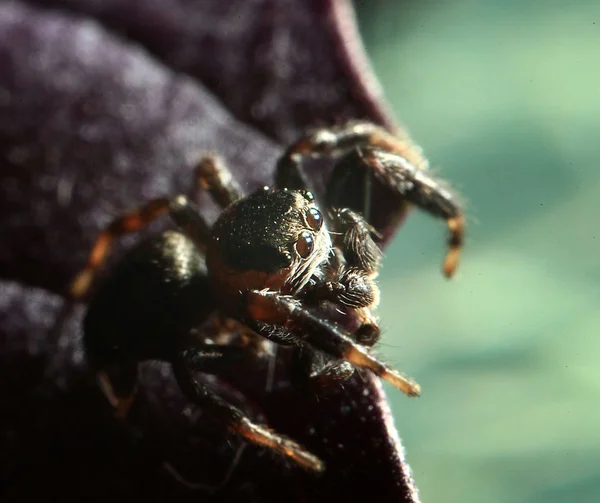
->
[291,345,354,391]
[173,348,324,473]
[278,121,423,168]
[69,195,209,299]
[274,150,313,191]
[245,290,420,397]
[328,147,464,278]
[195,154,244,208]
[178,343,259,374]
[282,121,422,158]
[279,121,463,277]
[276,120,424,195]
[91,359,138,420]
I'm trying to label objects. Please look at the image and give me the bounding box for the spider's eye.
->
[296,231,314,259]
[306,207,323,231]
[301,190,315,202]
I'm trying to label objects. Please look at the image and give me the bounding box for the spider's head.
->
[207,187,332,307]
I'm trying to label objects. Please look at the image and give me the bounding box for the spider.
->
[69,121,464,473]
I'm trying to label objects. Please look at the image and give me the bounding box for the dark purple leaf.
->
[25,0,395,143]
[0,2,421,502]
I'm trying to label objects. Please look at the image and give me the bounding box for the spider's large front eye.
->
[306,208,323,231]
[301,190,315,202]
[296,231,314,258]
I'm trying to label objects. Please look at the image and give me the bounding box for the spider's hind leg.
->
[70,153,240,302]
[69,195,209,299]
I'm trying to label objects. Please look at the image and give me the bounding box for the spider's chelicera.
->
[70,121,464,473]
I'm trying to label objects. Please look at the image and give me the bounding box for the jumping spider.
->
[70,121,464,473]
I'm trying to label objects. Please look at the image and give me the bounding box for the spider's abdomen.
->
[83,231,215,369]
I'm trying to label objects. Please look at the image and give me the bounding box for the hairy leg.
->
[195,154,243,208]
[69,195,209,299]
[245,290,420,397]
[173,347,324,472]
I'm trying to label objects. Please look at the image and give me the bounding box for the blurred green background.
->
[354,1,600,502]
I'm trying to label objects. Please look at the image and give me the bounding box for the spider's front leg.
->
[245,290,421,397]
[276,120,424,192]
[173,346,324,472]
[276,121,465,277]
[328,147,464,277]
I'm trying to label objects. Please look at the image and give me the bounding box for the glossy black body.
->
[84,231,214,369]
[211,189,310,273]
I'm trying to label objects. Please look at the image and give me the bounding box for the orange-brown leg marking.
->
[231,417,324,473]
[444,214,465,278]
[343,345,421,397]
[97,371,135,420]
[360,129,465,277]
[70,197,171,299]
[356,147,465,278]
[174,355,323,472]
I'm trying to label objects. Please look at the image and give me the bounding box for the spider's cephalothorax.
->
[70,121,464,474]
[207,188,333,310]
